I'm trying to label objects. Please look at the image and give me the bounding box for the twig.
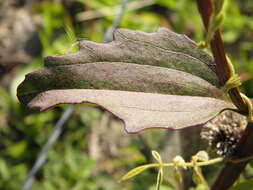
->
[196,0,253,189]
[103,0,129,42]
[76,0,154,22]
[22,105,74,190]
[22,0,129,189]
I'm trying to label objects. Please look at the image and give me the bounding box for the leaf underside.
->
[17,27,234,133]
[28,89,232,133]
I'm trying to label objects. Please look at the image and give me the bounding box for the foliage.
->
[17,27,234,133]
[120,150,218,189]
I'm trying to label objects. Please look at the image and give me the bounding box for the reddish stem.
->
[196,0,253,189]
[196,0,247,112]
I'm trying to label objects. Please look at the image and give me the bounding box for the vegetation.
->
[1,0,253,190]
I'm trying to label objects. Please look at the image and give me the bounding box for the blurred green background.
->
[0,0,253,190]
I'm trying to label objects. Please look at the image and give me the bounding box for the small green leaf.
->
[119,164,154,182]
[192,167,204,186]
[173,167,183,184]
[152,151,162,163]
[194,151,209,162]
[173,156,186,166]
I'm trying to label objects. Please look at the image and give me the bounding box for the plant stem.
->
[120,157,224,182]
[129,157,224,169]
[196,0,253,189]
[196,0,247,112]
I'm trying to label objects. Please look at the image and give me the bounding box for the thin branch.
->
[103,0,129,42]
[22,105,74,190]
[22,0,129,189]
[196,0,253,189]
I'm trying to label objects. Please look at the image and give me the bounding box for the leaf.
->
[192,167,204,186]
[172,155,185,184]
[44,28,218,86]
[17,28,234,133]
[173,167,183,184]
[27,89,232,133]
[194,151,209,162]
[173,155,186,169]
[119,164,154,182]
[152,151,162,163]
[18,62,223,105]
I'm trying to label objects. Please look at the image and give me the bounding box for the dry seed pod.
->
[201,110,247,157]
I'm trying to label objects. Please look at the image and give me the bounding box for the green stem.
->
[135,157,224,169]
